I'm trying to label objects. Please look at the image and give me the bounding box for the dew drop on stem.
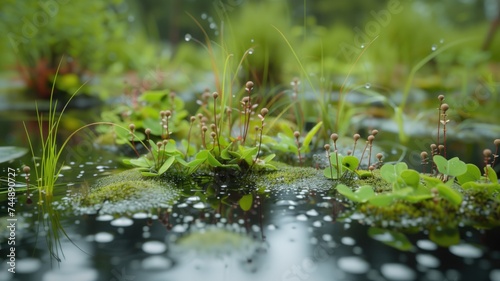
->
[184,34,192,42]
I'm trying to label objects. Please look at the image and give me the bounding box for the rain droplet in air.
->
[184,34,192,42]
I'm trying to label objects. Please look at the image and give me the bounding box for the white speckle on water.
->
[92,213,113,221]
[416,253,440,268]
[172,224,187,233]
[312,220,322,228]
[94,232,114,243]
[296,214,308,221]
[275,200,297,206]
[416,239,437,251]
[490,269,500,281]
[193,202,206,209]
[132,212,149,219]
[16,258,42,273]
[141,255,173,270]
[42,268,99,281]
[110,217,133,227]
[338,256,370,274]
[322,234,333,242]
[142,240,167,254]
[341,236,356,246]
[306,209,319,216]
[380,263,416,281]
[449,243,483,258]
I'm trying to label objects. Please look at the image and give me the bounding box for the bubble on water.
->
[110,217,133,227]
[172,224,187,233]
[431,44,437,51]
[449,243,483,258]
[296,214,308,221]
[490,269,500,281]
[416,239,437,251]
[338,256,370,274]
[95,232,114,243]
[312,221,322,227]
[133,212,148,219]
[341,236,356,246]
[380,263,416,281]
[187,196,200,202]
[322,234,333,242]
[306,209,319,216]
[193,202,206,209]
[416,253,440,268]
[142,240,167,254]
[16,258,42,273]
[142,256,173,270]
[42,268,99,281]
[184,33,192,42]
[276,200,297,206]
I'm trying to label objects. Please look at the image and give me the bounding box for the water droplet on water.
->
[95,232,114,243]
[142,241,167,254]
[184,34,192,42]
[338,256,370,274]
[431,44,437,51]
[381,263,416,281]
[449,243,483,258]
[110,217,133,227]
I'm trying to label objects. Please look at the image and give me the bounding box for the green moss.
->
[75,169,180,214]
[253,165,333,192]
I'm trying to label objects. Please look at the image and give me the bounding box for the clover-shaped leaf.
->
[433,155,467,177]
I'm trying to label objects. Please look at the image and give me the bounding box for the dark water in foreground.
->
[1,152,500,281]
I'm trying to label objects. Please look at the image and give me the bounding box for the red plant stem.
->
[437,105,441,147]
[357,142,369,169]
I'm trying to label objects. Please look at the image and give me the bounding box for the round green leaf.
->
[239,194,253,211]
[400,169,420,188]
[342,156,360,172]
[457,164,481,185]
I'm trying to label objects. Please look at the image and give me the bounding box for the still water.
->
[1,150,500,281]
